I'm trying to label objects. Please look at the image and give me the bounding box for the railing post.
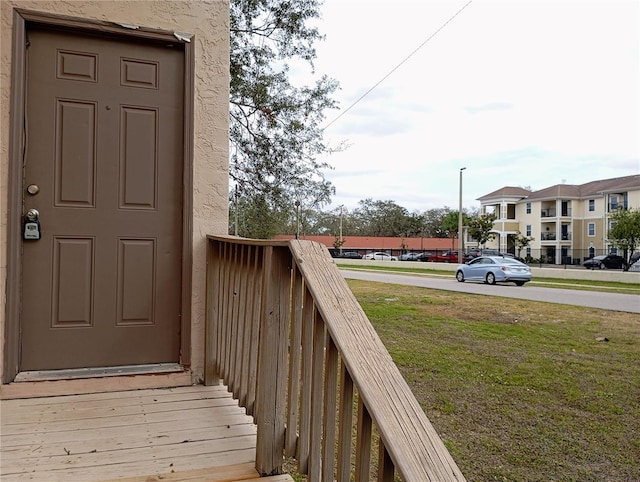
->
[204,238,221,385]
[255,246,291,475]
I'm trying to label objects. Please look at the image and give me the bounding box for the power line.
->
[323,0,474,131]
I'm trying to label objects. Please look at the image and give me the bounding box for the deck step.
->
[100,462,294,482]
[101,462,260,482]
[251,476,294,482]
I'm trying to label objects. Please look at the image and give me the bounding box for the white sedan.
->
[362,252,398,261]
[455,256,532,286]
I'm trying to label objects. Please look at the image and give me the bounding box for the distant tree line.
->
[230,198,487,240]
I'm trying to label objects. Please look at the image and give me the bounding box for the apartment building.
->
[477,175,640,264]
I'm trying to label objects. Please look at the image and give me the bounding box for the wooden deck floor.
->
[0,384,272,481]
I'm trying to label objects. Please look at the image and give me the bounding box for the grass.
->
[348,280,640,482]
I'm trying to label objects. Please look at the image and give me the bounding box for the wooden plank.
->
[2,384,228,408]
[1,448,257,482]
[100,462,260,482]
[355,398,372,482]
[245,246,263,416]
[337,364,354,482]
[0,371,193,399]
[205,237,221,385]
[1,403,246,436]
[1,422,257,460]
[285,266,304,457]
[308,310,325,481]
[296,288,315,474]
[2,436,257,474]
[378,441,395,482]
[255,246,290,475]
[2,392,245,424]
[322,335,339,482]
[234,246,251,405]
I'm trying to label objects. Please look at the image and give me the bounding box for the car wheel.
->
[456,271,465,283]
[514,281,525,286]
[486,272,496,285]
[599,263,606,269]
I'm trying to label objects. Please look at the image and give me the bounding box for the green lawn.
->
[348,280,640,481]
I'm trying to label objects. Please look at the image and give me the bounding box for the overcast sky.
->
[299,0,639,212]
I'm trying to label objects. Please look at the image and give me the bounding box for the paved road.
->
[341,270,640,314]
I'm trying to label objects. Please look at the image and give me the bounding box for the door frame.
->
[4,8,195,384]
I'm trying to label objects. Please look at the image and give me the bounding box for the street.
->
[341,269,640,314]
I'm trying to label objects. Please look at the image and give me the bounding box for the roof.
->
[477,186,532,201]
[479,174,640,202]
[273,235,458,251]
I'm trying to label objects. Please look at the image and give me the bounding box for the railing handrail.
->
[205,235,466,481]
[287,239,465,481]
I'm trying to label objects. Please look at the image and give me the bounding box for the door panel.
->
[20,27,184,371]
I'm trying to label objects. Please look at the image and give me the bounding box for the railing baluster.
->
[237,244,251,406]
[355,397,372,482]
[204,237,221,385]
[322,334,338,482]
[286,265,304,458]
[308,309,325,481]
[297,288,314,474]
[228,243,240,392]
[219,242,231,383]
[246,245,262,416]
[378,440,395,482]
[337,363,354,482]
[255,246,290,475]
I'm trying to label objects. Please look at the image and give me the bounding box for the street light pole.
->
[458,167,467,264]
[339,205,344,254]
[234,185,239,236]
[295,200,301,240]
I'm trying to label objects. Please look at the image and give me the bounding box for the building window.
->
[588,199,595,212]
[526,247,531,258]
[525,224,532,236]
[588,223,595,237]
[526,202,531,214]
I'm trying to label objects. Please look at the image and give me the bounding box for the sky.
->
[296,0,640,212]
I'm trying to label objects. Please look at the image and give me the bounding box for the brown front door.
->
[20,27,184,370]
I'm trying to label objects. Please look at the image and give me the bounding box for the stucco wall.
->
[0,1,230,383]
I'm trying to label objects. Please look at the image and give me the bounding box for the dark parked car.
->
[337,251,362,259]
[399,252,434,261]
[583,254,627,270]
[398,253,420,261]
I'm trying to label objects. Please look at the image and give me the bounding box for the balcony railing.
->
[541,233,572,241]
[205,235,466,482]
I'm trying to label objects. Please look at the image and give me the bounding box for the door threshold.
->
[14,363,185,382]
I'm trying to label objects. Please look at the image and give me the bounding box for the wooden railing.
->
[205,235,466,481]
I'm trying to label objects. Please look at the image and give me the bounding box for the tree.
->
[441,210,472,243]
[513,230,534,259]
[467,213,497,246]
[351,199,411,237]
[230,0,340,238]
[608,207,640,269]
[423,208,453,238]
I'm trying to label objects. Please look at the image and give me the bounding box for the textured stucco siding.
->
[0,1,230,383]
